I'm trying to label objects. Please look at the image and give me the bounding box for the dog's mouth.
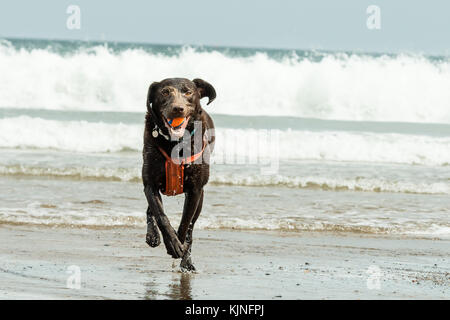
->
[163,116,190,139]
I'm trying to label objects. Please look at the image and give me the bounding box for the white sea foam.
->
[209,174,450,195]
[1,42,449,123]
[0,116,142,153]
[1,205,448,239]
[0,164,448,195]
[1,116,450,166]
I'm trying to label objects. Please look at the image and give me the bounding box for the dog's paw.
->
[145,231,160,248]
[180,256,196,272]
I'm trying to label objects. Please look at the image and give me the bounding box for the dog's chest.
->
[183,164,210,190]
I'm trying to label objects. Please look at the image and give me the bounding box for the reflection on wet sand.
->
[168,273,193,300]
[144,272,193,300]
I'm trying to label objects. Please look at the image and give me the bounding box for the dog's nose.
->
[173,106,185,113]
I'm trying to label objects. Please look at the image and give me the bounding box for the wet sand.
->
[0,224,448,299]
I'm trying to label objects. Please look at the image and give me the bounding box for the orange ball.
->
[168,117,185,128]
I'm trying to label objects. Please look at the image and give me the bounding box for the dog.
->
[142,78,216,271]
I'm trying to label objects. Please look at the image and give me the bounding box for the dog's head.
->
[146,78,216,139]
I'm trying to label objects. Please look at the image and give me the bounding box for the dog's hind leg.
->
[178,189,203,243]
[180,189,204,272]
[145,206,161,248]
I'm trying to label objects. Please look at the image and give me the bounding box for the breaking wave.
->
[1,40,449,123]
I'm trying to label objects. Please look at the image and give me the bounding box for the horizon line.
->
[1,35,445,58]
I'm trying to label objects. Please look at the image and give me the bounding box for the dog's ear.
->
[193,78,216,105]
[146,82,159,110]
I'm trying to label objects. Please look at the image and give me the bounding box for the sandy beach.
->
[0,224,448,300]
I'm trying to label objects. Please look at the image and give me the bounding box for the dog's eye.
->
[185,91,192,96]
[161,89,170,96]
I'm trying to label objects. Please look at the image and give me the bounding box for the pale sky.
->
[0,0,449,54]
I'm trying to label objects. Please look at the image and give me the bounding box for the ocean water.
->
[0,38,449,238]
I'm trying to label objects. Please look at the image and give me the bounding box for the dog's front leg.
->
[144,185,185,258]
[145,207,160,247]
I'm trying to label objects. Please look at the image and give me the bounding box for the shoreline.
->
[0,224,448,299]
